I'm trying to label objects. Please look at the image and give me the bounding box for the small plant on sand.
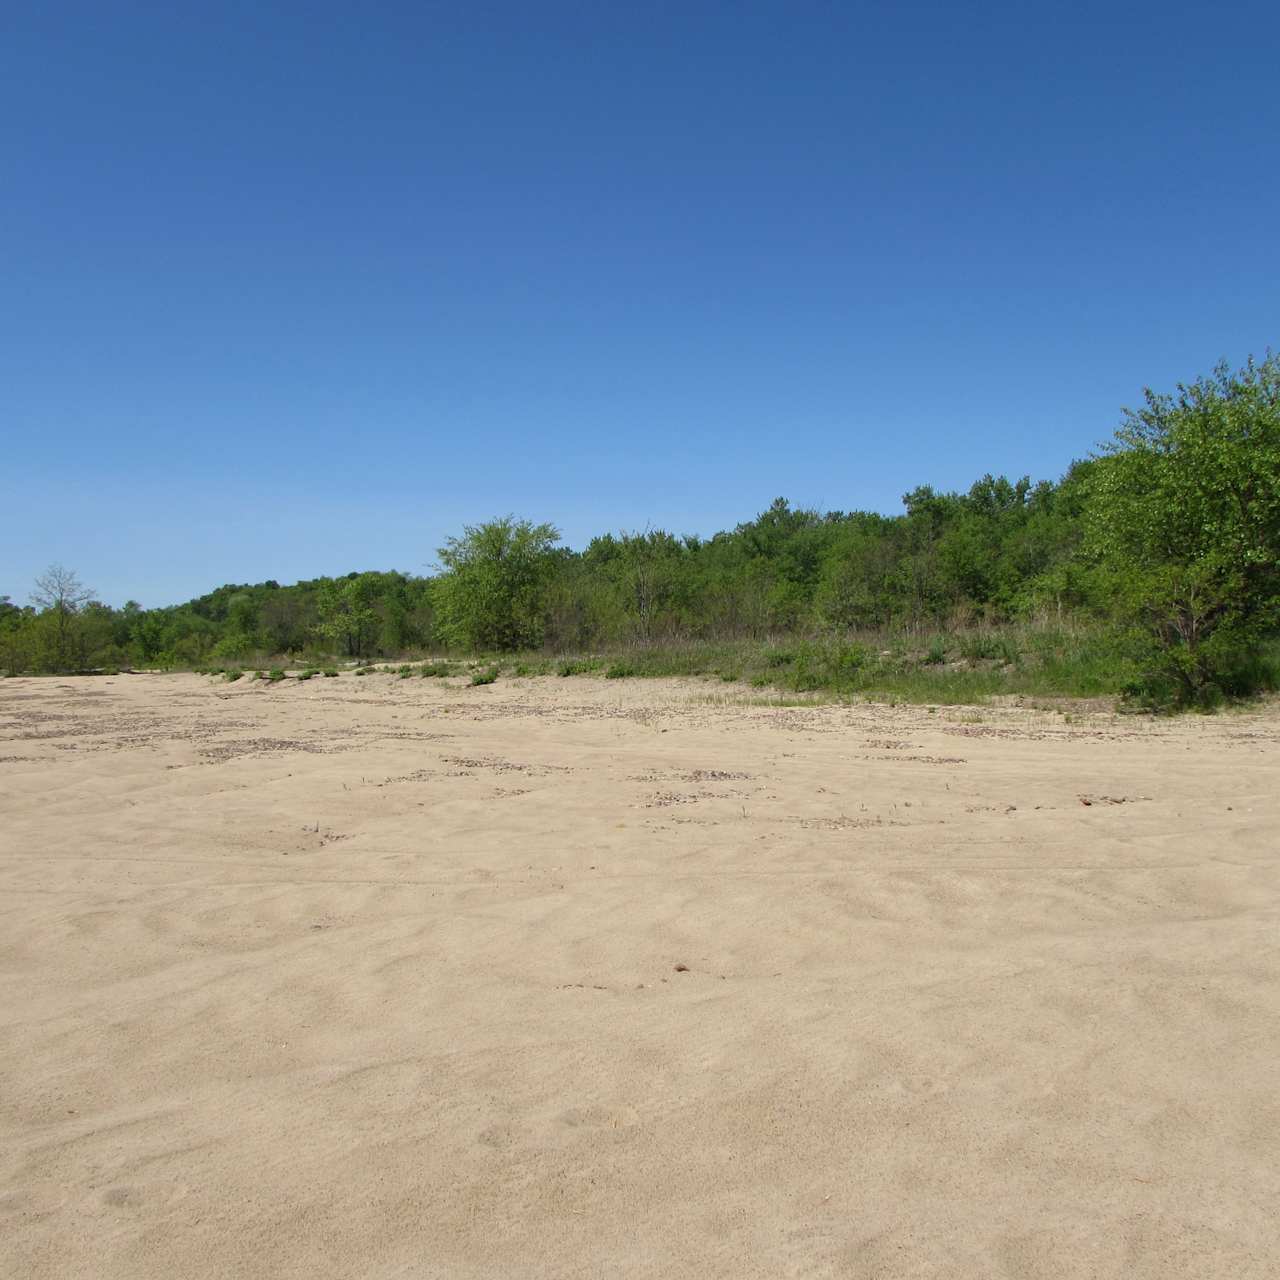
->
[419,661,454,677]
[298,667,319,680]
[323,668,339,677]
[224,669,243,682]
[470,665,499,686]
[267,669,286,682]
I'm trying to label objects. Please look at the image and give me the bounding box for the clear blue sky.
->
[3,1,1277,606]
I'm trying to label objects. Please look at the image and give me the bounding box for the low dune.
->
[2,672,1278,1278]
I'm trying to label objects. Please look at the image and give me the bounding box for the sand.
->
[1,671,1278,1278]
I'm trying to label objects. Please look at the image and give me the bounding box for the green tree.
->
[316,574,380,658]
[434,518,560,651]
[1085,352,1280,704]
[30,565,95,672]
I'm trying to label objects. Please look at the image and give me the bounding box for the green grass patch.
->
[418,661,456,678]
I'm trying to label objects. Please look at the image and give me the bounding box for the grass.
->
[461,626,1154,707]
[418,661,457,678]
[558,658,604,677]
[193,626,1279,711]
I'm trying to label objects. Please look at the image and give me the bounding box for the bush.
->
[434,517,561,651]
[1086,353,1280,708]
[267,669,286,682]
[323,668,339,677]
[224,669,243,682]
[470,665,499,686]
[605,661,635,679]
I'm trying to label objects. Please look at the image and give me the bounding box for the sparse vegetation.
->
[470,665,499,686]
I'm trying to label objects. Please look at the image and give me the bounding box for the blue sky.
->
[3,1,1277,606]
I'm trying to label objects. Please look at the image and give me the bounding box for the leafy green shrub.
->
[1122,633,1280,712]
[419,661,455,677]
[470,665,499,686]
[323,668,339,677]
[298,667,319,680]
[224,669,243,682]
[605,661,635,679]
[267,669,286,682]
[434,517,560,651]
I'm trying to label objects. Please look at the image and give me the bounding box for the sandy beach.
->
[2,671,1278,1278]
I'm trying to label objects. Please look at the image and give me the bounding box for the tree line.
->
[4,353,1277,707]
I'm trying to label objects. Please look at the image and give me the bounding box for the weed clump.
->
[558,658,602,677]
